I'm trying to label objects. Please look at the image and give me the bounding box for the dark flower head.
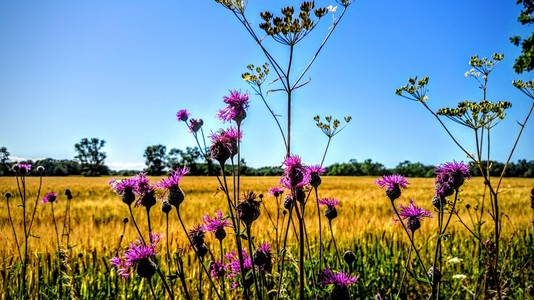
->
[319,198,340,221]
[65,189,73,200]
[236,191,261,226]
[283,194,294,210]
[434,161,471,198]
[217,90,249,124]
[280,155,310,189]
[176,109,190,122]
[109,177,137,205]
[343,250,356,266]
[268,187,284,197]
[13,163,32,175]
[110,233,160,279]
[188,118,204,133]
[397,199,432,232]
[203,210,232,241]
[188,225,206,248]
[428,267,442,284]
[320,267,359,288]
[307,165,325,188]
[42,192,58,204]
[253,242,273,273]
[161,200,172,214]
[210,261,226,279]
[375,174,409,201]
[209,127,242,163]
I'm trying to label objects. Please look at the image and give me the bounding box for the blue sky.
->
[1,1,533,171]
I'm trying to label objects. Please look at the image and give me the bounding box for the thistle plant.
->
[395,53,534,299]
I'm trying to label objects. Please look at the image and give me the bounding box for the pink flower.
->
[217,90,249,123]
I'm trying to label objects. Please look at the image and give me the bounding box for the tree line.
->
[1,140,533,177]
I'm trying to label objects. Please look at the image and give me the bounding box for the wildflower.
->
[397,199,432,232]
[210,261,226,279]
[110,233,161,279]
[161,200,172,214]
[343,250,356,266]
[434,161,471,198]
[452,274,467,280]
[176,109,190,122]
[157,166,188,207]
[428,267,442,284]
[217,90,249,124]
[280,155,310,189]
[327,5,337,12]
[283,194,294,210]
[319,198,340,221]
[320,267,358,300]
[209,127,242,164]
[65,189,73,200]
[268,187,284,197]
[375,174,409,201]
[447,257,463,264]
[189,225,208,257]
[225,250,253,288]
[203,210,232,241]
[188,118,204,133]
[236,192,261,226]
[131,173,157,208]
[109,177,137,205]
[13,163,31,175]
[42,192,58,204]
[252,243,272,273]
[307,165,325,188]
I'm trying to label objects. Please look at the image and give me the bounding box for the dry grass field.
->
[1,175,532,256]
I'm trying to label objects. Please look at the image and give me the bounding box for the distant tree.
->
[393,160,435,178]
[74,138,109,176]
[0,146,10,176]
[168,146,203,174]
[511,0,534,73]
[144,145,168,176]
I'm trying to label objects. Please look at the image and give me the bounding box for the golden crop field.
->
[1,175,532,257]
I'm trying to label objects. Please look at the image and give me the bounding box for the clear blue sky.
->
[1,1,533,170]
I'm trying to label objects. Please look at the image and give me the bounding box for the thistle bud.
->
[161,200,172,214]
[324,205,338,221]
[136,258,157,279]
[168,186,185,207]
[343,250,356,266]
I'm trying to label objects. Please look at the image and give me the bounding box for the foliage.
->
[143,144,168,176]
[0,146,10,176]
[74,138,109,177]
[511,0,534,73]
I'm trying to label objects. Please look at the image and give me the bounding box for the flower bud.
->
[136,258,157,279]
[386,184,401,201]
[324,205,338,221]
[161,200,172,214]
[343,250,356,266]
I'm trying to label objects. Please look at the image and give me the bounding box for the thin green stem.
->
[276,206,294,300]
[397,240,413,299]
[128,205,146,245]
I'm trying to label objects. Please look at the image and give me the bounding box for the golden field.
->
[1,175,532,257]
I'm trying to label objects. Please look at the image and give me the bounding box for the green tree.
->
[74,138,108,176]
[511,0,534,73]
[144,145,168,176]
[0,146,10,176]
[168,146,203,174]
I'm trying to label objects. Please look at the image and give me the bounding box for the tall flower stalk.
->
[395,53,534,298]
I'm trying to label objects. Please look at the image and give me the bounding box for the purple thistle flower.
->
[188,118,204,133]
[307,165,325,188]
[225,250,252,280]
[397,199,432,232]
[320,267,359,288]
[253,242,273,272]
[209,127,242,163]
[13,163,32,175]
[268,187,285,197]
[210,261,226,280]
[109,177,138,206]
[375,174,409,201]
[157,166,189,189]
[41,192,57,204]
[434,161,471,198]
[203,210,232,241]
[319,198,340,220]
[110,233,160,279]
[318,198,340,207]
[217,90,249,124]
[176,109,190,122]
[280,155,310,189]
[188,225,206,248]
